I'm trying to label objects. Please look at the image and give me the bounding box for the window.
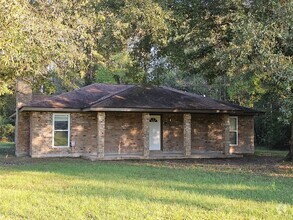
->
[53,114,70,147]
[149,118,158,122]
[229,117,238,146]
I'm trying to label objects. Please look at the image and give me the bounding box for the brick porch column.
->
[223,114,230,155]
[142,113,150,158]
[184,113,192,156]
[97,112,105,158]
[15,80,32,157]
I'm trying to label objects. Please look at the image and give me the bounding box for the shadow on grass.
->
[0,142,15,157]
[2,159,292,206]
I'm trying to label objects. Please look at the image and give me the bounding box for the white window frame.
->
[229,116,238,146]
[52,113,70,148]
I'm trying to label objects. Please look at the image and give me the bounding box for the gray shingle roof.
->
[29,84,133,109]
[23,83,260,114]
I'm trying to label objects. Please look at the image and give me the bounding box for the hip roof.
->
[20,83,261,115]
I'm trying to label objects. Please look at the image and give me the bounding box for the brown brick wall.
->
[30,112,97,157]
[162,114,184,152]
[191,114,225,152]
[15,80,32,156]
[231,115,254,154]
[30,112,53,156]
[21,111,254,158]
[15,112,30,156]
[16,80,32,109]
[71,112,97,154]
[105,112,143,154]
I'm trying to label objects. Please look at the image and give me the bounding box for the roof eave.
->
[19,106,260,115]
[19,106,83,112]
[83,107,258,115]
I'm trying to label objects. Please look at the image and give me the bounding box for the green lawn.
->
[0,142,15,157]
[255,147,288,157]
[0,144,292,219]
[0,142,15,148]
[0,161,292,219]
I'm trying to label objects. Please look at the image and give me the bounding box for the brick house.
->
[15,80,259,159]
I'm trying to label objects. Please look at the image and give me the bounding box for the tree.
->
[0,0,173,93]
[1,0,292,155]
[162,0,292,155]
[94,0,171,84]
[0,0,106,94]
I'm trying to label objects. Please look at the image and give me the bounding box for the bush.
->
[255,113,290,150]
[0,116,15,142]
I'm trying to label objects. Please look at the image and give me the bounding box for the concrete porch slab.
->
[82,152,243,161]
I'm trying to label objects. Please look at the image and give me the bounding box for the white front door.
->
[149,115,161,150]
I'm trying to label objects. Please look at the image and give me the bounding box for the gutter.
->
[19,106,260,116]
[84,107,258,115]
[19,106,83,112]
[9,112,16,119]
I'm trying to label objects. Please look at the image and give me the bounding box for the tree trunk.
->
[289,116,293,161]
[84,47,95,86]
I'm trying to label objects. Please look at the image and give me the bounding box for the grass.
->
[0,142,15,148]
[0,142,15,157]
[0,143,292,219]
[255,146,288,157]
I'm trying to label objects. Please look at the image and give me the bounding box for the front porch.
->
[95,112,234,160]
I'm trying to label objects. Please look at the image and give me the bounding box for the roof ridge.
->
[161,86,248,111]
[160,86,203,98]
[164,86,260,112]
[214,99,260,112]
[28,84,94,106]
[52,83,98,97]
[85,85,136,108]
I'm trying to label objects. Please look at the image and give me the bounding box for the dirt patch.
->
[0,154,80,166]
[1,152,292,177]
[128,155,293,178]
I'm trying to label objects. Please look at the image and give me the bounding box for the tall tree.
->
[0,0,105,94]
[163,0,292,154]
[94,0,171,84]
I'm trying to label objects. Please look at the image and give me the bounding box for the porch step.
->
[82,153,242,161]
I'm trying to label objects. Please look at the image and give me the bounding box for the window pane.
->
[54,131,69,146]
[230,132,237,145]
[229,118,237,130]
[54,120,68,130]
[55,115,69,122]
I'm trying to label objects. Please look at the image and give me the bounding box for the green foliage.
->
[0,0,111,93]
[95,52,139,84]
[0,95,15,142]
[163,0,292,149]
[0,116,14,141]
[255,113,290,150]
[0,0,173,92]
[165,0,292,107]
[0,0,292,149]
[94,0,172,84]
[164,70,229,100]
[95,66,117,84]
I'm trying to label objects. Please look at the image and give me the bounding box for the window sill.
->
[52,146,70,148]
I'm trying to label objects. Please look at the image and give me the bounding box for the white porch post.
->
[97,112,105,158]
[184,113,192,156]
[142,113,150,158]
